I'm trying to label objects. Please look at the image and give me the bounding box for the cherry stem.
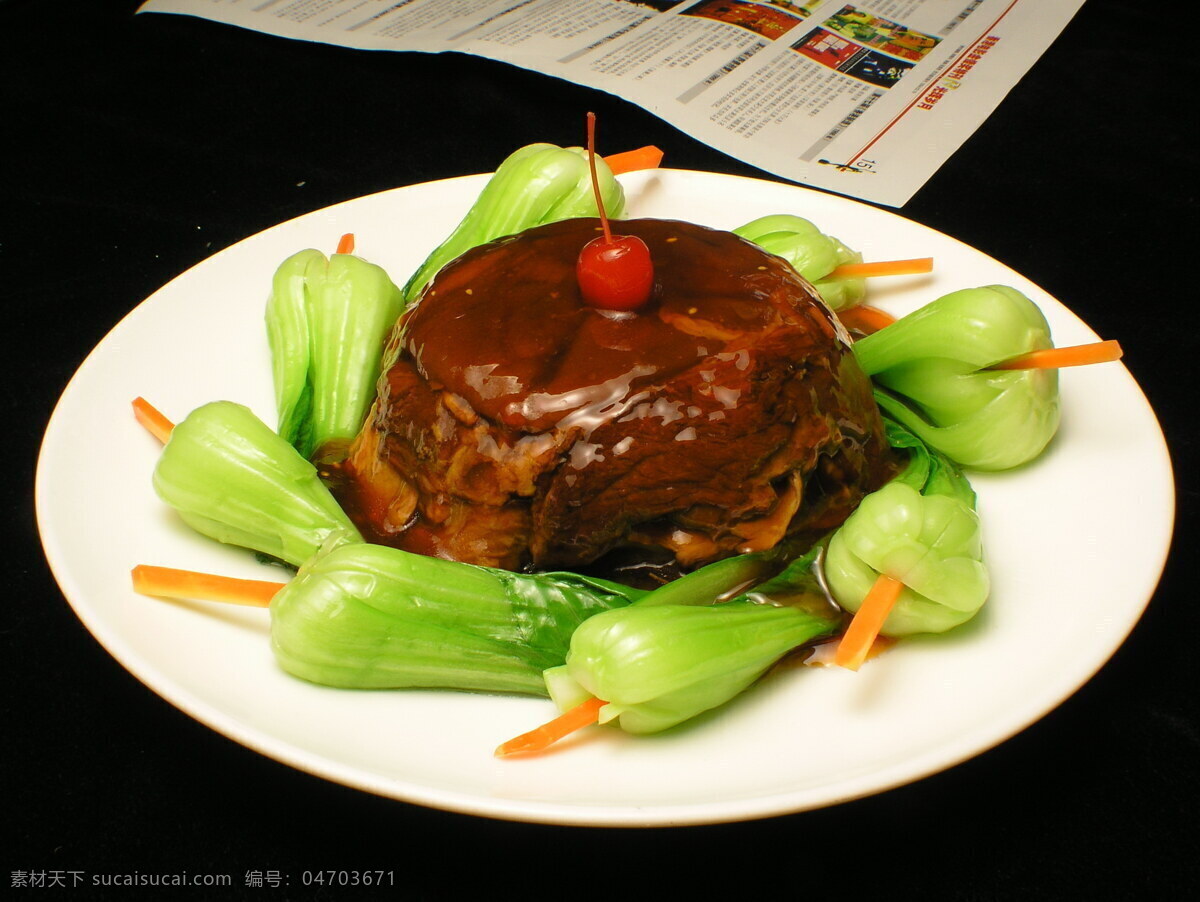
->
[585,112,613,245]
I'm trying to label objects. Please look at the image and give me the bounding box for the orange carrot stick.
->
[834,573,905,671]
[335,233,355,255]
[828,257,933,279]
[132,397,175,444]
[988,339,1123,371]
[131,565,285,607]
[495,696,606,758]
[837,304,897,335]
[602,145,664,176]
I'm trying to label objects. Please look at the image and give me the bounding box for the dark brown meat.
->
[339,217,892,575]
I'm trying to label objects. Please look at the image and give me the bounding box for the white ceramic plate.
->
[36,170,1173,826]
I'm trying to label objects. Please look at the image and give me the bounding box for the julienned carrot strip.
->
[602,145,664,176]
[838,304,897,335]
[834,573,905,671]
[804,634,896,668]
[132,397,175,444]
[495,696,606,758]
[828,257,933,279]
[989,339,1123,371]
[131,565,285,607]
[336,233,355,255]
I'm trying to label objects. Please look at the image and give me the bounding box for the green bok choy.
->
[152,400,361,567]
[266,245,404,463]
[271,542,645,695]
[851,285,1059,470]
[538,545,840,736]
[733,214,866,311]
[402,142,626,302]
[824,419,989,638]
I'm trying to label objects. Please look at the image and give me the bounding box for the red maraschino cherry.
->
[577,112,654,311]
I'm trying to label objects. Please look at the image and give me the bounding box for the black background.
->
[5,0,1196,898]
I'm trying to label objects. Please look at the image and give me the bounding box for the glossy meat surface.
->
[340,218,892,575]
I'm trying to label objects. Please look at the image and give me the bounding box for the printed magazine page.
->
[136,0,1087,206]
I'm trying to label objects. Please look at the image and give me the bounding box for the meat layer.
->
[339,217,893,576]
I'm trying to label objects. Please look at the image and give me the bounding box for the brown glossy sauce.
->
[341,216,894,575]
[398,218,826,433]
